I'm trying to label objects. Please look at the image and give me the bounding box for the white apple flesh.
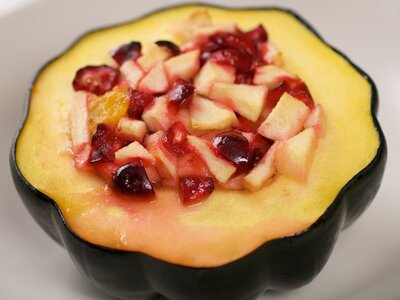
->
[258,92,310,140]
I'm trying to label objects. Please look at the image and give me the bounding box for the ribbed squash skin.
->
[10,4,386,300]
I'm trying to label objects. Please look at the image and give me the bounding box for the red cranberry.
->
[235,70,255,84]
[208,48,253,71]
[90,124,122,163]
[112,162,154,196]
[111,42,141,65]
[245,25,268,44]
[127,90,154,119]
[155,40,180,56]
[212,131,251,171]
[179,176,214,205]
[162,122,189,156]
[210,32,255,56]
[72,65,119,96]
[167,80,195,107]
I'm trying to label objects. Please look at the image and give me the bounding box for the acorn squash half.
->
[10,4,386,300]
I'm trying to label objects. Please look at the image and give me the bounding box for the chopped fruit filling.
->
[212,131,250,172]
[111,41,142,65]
[179,176,214,205]
[112,162,154,196]
[167,80,195,107]
[69,17,326,204]
[73,65,119,96]
[116,117,147,142]
[90,123,124,163]
[162,121,189,156]
[190,95,236,130]
[155,40,181,56]
[165,49,201,81]
[127,90,154,119]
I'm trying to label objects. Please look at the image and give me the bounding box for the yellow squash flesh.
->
[16,6,379,267]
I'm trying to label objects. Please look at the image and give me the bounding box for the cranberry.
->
[72,65,119,96]
[162,122,189,156]
[111,42,141,65]
[127,90,154,119]
[155,40,180,56]
[167,80,195,107]
[210,32,255,56]
[179,176,214,205]
[90,124,122,163]
[212,131,251,171]
[235,70,255,84]
[208,48,253,71]
[245,25,268,44]
[112,162,154,195]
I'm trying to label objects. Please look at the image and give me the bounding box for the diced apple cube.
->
[137,44,172,72]
[194,23,237,38]
[145,133,177,179]
[114,141,156,164]
[243,143,279,191]
[167,10,212,43]
[194,61,236,96]
[165,49,200,81]
[69,91,91,167]
[142,96,172,132]
[138,63,170,94]
[209,83,267,122]
[275,128,318,182]
[258,92,310,140]
[253,65,297,89]
[120,61,144,90]
[304,104,326,138]
[190,95,236,130]
[116,117,147,142]
[187,135,236,183]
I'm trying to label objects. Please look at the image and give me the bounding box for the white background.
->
[0,0,399,299]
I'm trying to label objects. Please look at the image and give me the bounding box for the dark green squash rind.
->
[10,4,387,300]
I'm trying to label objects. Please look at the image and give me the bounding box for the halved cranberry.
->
[212,131,251,171]
[127,90,154,119]
[112,162,154,196]
[245,25,268,44]
[167,80,195,107]
[111,41,141,65]
[162,122,189,156]
[208,48,253,71]
[155,40,180,56]
[72,65,119,96]
[179,176,214,205]
[90,123,123,163]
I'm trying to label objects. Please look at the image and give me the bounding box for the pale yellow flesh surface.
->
[16,6,379,267]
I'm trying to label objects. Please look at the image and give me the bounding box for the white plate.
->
[0,0,399,299]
